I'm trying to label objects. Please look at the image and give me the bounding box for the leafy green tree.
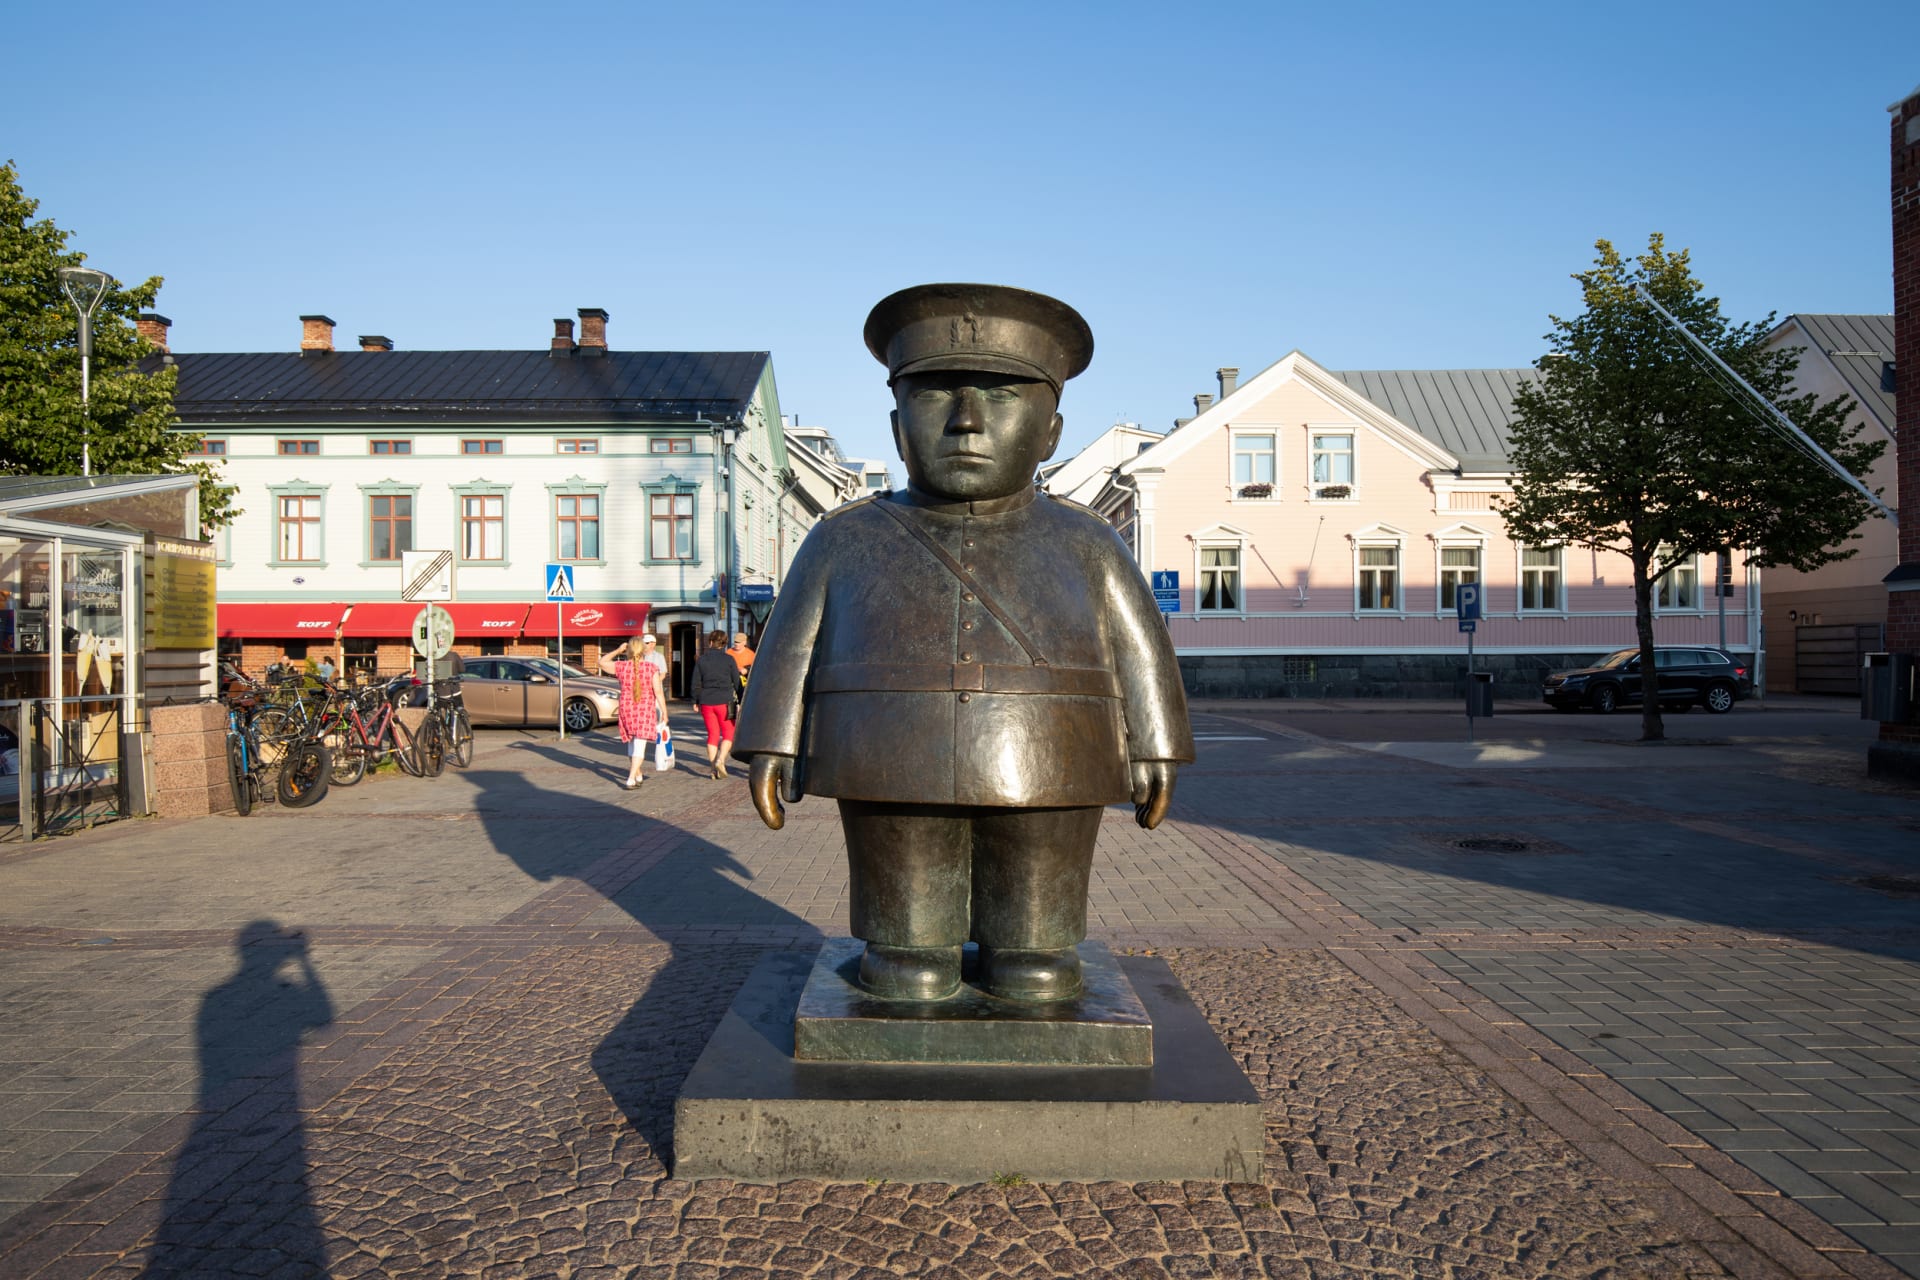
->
[1498,235,1885,741]
[0,160,236,530]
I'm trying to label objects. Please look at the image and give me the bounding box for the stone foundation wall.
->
[149,702,234,817]
[1179,651,1633,701]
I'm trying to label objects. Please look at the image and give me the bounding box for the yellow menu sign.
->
[148,538,216,649]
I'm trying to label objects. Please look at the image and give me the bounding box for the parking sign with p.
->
[1456,582,1482,630]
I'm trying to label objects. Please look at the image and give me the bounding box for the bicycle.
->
[426,678,473,770]
[322,673,441,785]
[246,664,329,769]
[221,698,277,816]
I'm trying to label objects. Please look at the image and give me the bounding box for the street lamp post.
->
[58,266,112,478]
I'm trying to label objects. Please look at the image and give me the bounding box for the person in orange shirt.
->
[725,632,755,676]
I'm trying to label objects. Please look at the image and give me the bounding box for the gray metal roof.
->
[156,349,772,424]
[1774,315,1895,433]
[1330,369,1534,472]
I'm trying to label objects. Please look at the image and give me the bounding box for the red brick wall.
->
[1888,89,1920,743]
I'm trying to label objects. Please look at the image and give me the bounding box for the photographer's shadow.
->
[468,747,821,1172]
[142,921,333,1278]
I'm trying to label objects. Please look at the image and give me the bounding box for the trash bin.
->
[1861,652,1918,723]
[1466,670,1494,718]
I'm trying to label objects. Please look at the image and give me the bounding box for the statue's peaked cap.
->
[865,283,1093,393]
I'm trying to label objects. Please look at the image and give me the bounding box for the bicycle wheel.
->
[226,734,252,817]
[276,740,331,808]
[446,707,474,769]
[392,716,426,777]
[415,714,446,778]
[325,724,367,786]
[250,706,297,767]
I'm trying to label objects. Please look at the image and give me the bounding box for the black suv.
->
[1542,647,1754,714]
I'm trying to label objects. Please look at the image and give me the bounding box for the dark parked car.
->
[1542,646,1753,714]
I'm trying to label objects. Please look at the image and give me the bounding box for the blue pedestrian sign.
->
[545,563,575,602]
[1455,581,1482,631]
[1151,570,1180,615]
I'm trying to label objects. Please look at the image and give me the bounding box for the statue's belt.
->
[811,662,1119,698]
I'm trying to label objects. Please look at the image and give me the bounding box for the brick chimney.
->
[578,307,609,357]
[1877,83,1920,774]
[550,318,576,357]
[1194,393,1215,416]
[358,335,393,352]
[299,315,336,353]
[136,313,171,352]
[1218,367,1239,398]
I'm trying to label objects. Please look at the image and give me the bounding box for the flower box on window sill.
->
[1313,485,1352,500]
[1236,483,1274,499]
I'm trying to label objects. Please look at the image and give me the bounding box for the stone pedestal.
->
[795,939,1152,1066]
[673,946,1264,1183]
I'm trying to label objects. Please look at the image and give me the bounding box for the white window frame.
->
[453,480,511,566]
[641,474,702,566]
[1229,430,1277,498]
[1307,428,1356,501]
[1350,524,1406,615]
[268,480,328,568]
[1654,546,1703,613]
[1431,524,1487,616]
[548,478,608,565]
[357,480,420,567]
[1195,540,1245,614]
[1518,544,1565,614]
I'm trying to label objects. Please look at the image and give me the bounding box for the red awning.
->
[338,602,428,637]
[341,603,534,637]
[521,602,651,638]
[216,602,349,638]
[443,603,530,636]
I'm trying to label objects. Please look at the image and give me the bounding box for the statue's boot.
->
[858,943,962,1001]
[978,946,1083,1003]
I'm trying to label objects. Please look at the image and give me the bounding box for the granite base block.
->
[794,938,1153,1066]
[673,948,1264,1183]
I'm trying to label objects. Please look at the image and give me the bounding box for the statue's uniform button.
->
[961,620,974,631]
[957,692,972,703]
[959,652,972,662]
[964,539,976,548]
[962,592,975,602]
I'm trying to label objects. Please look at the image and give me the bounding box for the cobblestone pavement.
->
[0,701,1914,1277]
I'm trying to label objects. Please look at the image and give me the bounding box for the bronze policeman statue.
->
[735,283,1194,1004]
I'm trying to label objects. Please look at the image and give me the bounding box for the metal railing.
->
[0,694,131,842]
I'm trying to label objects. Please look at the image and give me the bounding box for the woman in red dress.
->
[603,632,665,789]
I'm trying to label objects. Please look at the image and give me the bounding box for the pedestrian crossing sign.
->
[545,563,575,601]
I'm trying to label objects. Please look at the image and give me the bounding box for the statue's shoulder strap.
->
[870,499,1051,668]
[821,494,882,521]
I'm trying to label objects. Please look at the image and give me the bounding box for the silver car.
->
[459,657,622,732]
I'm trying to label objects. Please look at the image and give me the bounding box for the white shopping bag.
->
[653,723,674,771]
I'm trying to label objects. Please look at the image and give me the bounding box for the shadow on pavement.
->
[1180,710,1920,960]
[142,921,334,1279]
[467,743,821,1170]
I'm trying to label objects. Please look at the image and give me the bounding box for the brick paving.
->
[0,701,1912,1276]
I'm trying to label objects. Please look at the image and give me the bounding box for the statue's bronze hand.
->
[749,754,799,830]
[1130,760,1177,830]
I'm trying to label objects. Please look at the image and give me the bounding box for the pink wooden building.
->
[1062,354,1759,699]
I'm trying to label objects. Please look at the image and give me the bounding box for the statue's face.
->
[890,371,1063,501]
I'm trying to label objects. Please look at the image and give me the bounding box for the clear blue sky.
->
[5,1,1915,468]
